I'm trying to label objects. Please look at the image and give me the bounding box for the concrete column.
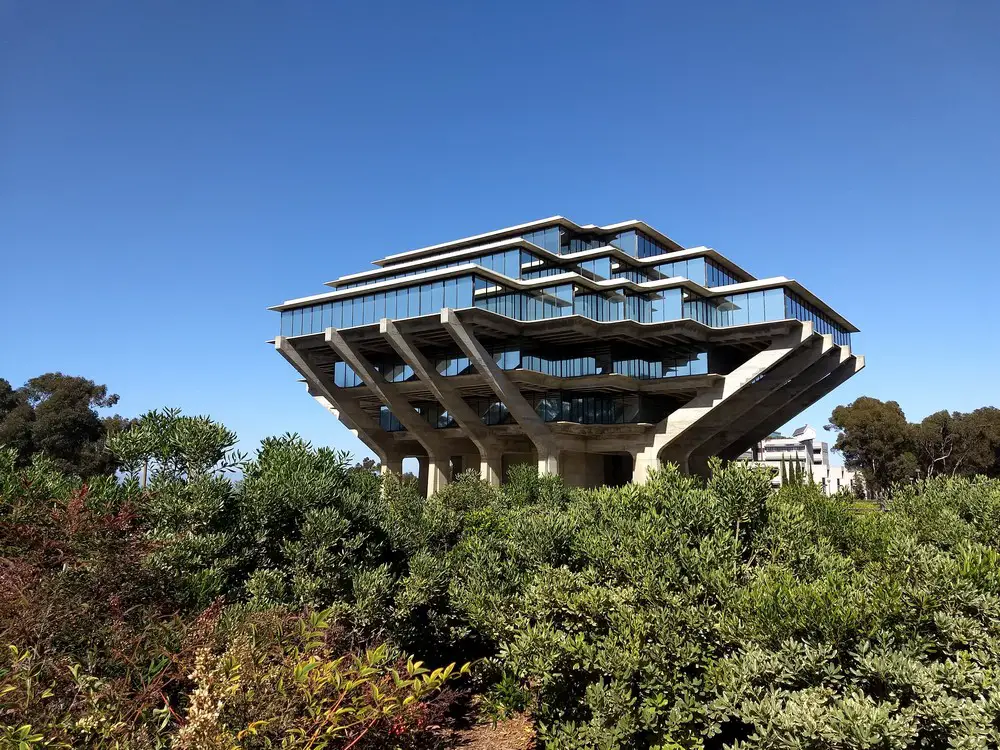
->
[537,449,560,478]
[380,455,403,476]
[380,318,505,486]
[631,453,660,484]
[709,345,849,460]
[632,323,817,477]
[481,447,503,486]
[417,455,450,496]
[275,336,395,462]
[440,308,560,477]
[326,328,453,497]
[417,456,428,496]
[720,353,865,460]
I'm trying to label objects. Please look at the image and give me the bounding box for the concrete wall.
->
[561,450,609,488]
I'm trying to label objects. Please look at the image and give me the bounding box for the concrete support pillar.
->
[440,308,561,478]
[380,455,403,476]
[380,318,505,489]
[631,323,817,480]
[275,336,396,462]
[719,352,865,460]
[537,449,560,478]
[327,328,454,498]
[481,447,503,486]
[632,453,660,484]
[417,455,450,496]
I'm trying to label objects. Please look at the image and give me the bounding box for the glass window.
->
[748,291,765,323]
[430,280,445,312]
[764,288,784,321]
[386,289,397,320]
[730,293,749,326]
[407,286,420,317]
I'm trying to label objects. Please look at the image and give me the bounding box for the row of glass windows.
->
[342,346,710,391]
[610,229,672,259]
[378,392,670,432]
[607,256,743,288]
[281,276,476,337]
[402,394,668,430]
[572,288,683,323]
[374,346,709,386]
[521,227,562,254]
[652,257,743,287]
[338,226,741,299]
[785,292,851,346]
[683,288,787,329]
[284,275,850,345]
[474,281,574,321]
[681,289,850,346]
[528,392,654,425]
[339,248,540,289]
[378,378,692,428]
[523,226,671,260]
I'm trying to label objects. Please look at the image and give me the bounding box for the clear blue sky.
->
[3,1,998,462]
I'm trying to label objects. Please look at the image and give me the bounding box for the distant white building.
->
[737,425,857,495]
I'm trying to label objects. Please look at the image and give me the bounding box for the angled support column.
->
[440,308,560,476]
[632,323,816,482]
[380,319,504,485]
[275,336,401,466]
[687,333,836,464]
[325,328,451,496]
[710,343,851,460]
[720,353,865,460]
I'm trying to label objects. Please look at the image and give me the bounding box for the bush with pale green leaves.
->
[3,408,1000,748]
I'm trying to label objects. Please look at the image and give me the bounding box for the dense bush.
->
[3,410,1000,748]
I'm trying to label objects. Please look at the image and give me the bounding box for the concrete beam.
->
[325,328,452,495]
[275,337,401,464]
[704,344,849,459]
[719,353,865,461]
[440,308,561,476]
[631,323,816,483]
[686,334,836,463]
[380,318,504,485]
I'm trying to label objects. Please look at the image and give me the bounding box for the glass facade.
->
[348,346,710,390]
[374,392,677,431]
[573,288,682,323]
[280,223,852,346]
[474,280,574,320]
[785,292,851,346]
[285,276,849,346]
[281,275,476,336]
[340,248,540,289]
[520,227,561,253]
[278,219,857,446]
[683,288,787,328]
[610,230,672,259]
[650,257,743,287]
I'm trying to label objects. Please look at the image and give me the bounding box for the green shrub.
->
[7,412,1000,748]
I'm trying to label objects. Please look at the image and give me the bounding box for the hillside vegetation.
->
[3,409,1000,748]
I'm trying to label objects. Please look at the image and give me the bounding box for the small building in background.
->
[737,424,857,495]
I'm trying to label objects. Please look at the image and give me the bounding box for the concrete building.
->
[738,425,858,495]
[271,217,863,495]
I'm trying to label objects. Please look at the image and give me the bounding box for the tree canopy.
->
[0,373,127,477]
[827,397,1000,500]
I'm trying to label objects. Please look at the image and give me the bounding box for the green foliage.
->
[7,409,1000,748]
[0,373,127,477]
[827,397,1000,500]
[174,608,468,749]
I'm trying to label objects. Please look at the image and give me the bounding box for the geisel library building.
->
[272,217,863,495]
